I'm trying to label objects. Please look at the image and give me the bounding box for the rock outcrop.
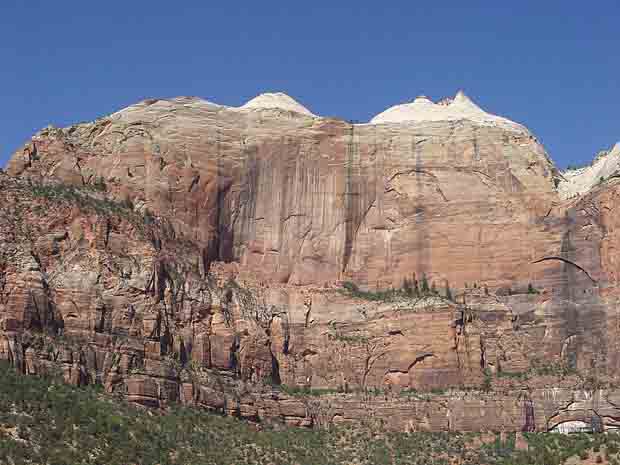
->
[6,91,561,291]
[240,92,316,116]
[559,142,620,199]
[370,91,527,133]
[2,91,620,432]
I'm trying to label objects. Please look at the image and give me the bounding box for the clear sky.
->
[1,1,618,168]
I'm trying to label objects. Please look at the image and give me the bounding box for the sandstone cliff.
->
[2,92,620,432]
[559,142,620,199]
[6,92,561,290]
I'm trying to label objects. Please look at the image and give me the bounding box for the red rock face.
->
[7,99,560,291]
[3,98,620,432]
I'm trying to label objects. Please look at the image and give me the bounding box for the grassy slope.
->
[1,364,620,464]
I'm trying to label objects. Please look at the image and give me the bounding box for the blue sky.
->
[1,1,618,168]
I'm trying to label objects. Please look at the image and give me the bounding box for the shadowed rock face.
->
[3,96,620,432]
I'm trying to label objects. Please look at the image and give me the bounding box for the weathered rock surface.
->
[6,93,561,291]
[2,92,620,432]
[370,91,527,133]
[559,142,620,199]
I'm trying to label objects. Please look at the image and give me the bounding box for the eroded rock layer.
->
[7,97,561,289]
[3,95,620,432]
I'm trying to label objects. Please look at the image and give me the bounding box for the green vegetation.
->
[421,274,430,294]
[516,432,620,465]
[29,182,129,214]
[402,276,415,295]
[444,280,453,301]
[1,362,620,464]
[277,384,345,397]
[278,384,409,398]
[530,358,579,378]
[482,368,493,392]
[527,283,539,294]
[497,370,529,380]
[25,180,154,228]
[340,281,402,302]
[495,359,578,382]
[341,274,454,303]
[91,175,107,192]
[328,331,371,344]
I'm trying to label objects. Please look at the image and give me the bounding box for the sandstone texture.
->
[6,93,561,290]
[370,91,527,133]
[559,142,620,199]
[2,92,620,432]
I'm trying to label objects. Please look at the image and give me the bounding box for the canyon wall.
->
[2,94,620,431]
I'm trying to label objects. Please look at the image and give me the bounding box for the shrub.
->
[340,279,431,303]
[444,281,453,301]
[481,369,493,392]
[342,281,359,293]
[421,274,430,294]
[92,176,107,191]
[3,360,620,465]
[402,277,412,295]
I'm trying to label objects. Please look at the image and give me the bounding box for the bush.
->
[444,281,453,301]
[481,369,493,392]
[340,281,414,302]
[527,283,539,294]
[2,361,620,465]
[421,275,430,294]
[92,176,107,191]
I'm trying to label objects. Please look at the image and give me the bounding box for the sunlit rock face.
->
[4,91,620,432]
[6,91,561,291]
[559,142,620,199]
[239,92,316,116]
[369,91,528,133]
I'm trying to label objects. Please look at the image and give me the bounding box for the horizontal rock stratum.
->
[2,91,620,432]
[6,91,561,289]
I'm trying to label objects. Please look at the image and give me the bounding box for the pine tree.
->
[421,274,430,295]
[412,273,419,297]
[402,277,412,296]
[445,281,453,301]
